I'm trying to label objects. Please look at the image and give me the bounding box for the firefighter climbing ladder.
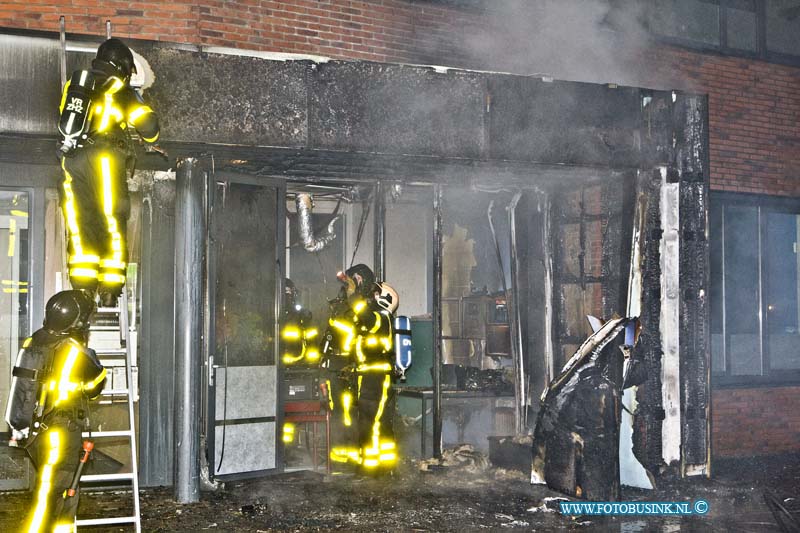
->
[75,289,142,532]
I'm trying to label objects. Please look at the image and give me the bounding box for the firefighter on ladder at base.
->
[321,264,403,471]
[280,278,320,445]
[57,38,160,307]
[4,290,106,533]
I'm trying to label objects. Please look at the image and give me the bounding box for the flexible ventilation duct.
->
[295,193,339,252]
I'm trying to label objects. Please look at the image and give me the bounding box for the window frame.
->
[644,0,800,68]
[712,191,800,388]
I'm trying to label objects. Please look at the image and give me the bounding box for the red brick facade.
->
[650,48,800,196]
[3,0,800,459]
[713,386,800,457]
[0,0,479,63]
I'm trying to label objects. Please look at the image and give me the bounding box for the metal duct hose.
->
[295,193,339,252]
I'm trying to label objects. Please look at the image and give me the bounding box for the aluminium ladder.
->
[75,289,141,532]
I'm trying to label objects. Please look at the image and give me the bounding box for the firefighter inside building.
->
[4,290,107,533]
[57,37,160,308]
[321,264,404,471]
[280,278,321,446]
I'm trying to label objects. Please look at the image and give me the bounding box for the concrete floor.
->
[1,451,799,532]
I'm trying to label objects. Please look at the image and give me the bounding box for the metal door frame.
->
[0,163,51,491]
[205,170,286,481]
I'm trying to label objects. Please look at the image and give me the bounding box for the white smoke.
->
[444,0,681,89]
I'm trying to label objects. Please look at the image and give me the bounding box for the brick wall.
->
[650,48,800,197]
[3,1,800,458]
[712,386,800,457]
[0,0,479,63]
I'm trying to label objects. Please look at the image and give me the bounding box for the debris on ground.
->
[418,444,490,473]
[527,496,570,514]
[0,453,797,532]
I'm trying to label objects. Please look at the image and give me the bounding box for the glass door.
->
[207,174,285,480]
[0,190,32,490]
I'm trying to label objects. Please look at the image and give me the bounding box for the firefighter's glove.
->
[8,428,29,447]
[144,144,169,159]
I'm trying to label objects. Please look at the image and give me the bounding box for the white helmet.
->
[374,282,399,314]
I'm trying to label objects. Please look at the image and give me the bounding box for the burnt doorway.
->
[206,173,286,480]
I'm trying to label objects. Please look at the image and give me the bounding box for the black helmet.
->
[344,264,375,296]
[95,38,136,79]
[43,290,95,334]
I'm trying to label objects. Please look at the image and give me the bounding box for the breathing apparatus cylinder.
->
[4,341,48,442]
[393,316,412,380]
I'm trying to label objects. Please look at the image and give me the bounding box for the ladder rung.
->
[83,430,133,438]
[76,516,137,526]
[90,325,122,331]
[96,348,128,356]
[80,473,135,482]
[99,389,130,396]
[80,290,139,530]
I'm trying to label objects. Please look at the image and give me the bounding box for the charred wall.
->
[633,169,664,472]
[675,94,711,471]
[146,48,646,172]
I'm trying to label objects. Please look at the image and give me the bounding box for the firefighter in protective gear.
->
[57,38,160,306]
[280,279,320,446]
[323,264,398,470]
[5,290,106,533]
[280,278,320,366]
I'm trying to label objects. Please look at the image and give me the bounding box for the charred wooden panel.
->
[308,61,485,158]
[600,174,635,319]
[633,169,665,472]
[639,90,675,168]
[487,77,641,167]
[676,94,710,469]
[145,47,309,147]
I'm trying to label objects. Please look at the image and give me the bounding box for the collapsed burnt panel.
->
[532,316,639,501]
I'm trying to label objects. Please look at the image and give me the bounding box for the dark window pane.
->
[649,0,721,46]
[710,202,725,373]
[767,0,800,56]
[214,182,278,367]
[0,191,31,439]
[727,6,757,51]
[724,204,761,375]
[765,212,800,370]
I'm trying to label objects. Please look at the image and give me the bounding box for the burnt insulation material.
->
[633,168,665,473]
[676,94,710,469]
[531,316,636,501]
